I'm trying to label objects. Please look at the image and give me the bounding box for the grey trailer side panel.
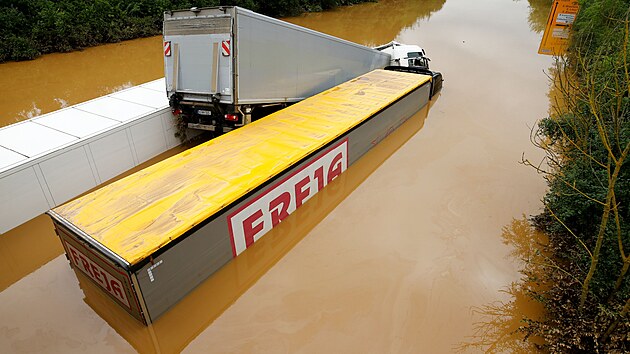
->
[134,80,430,322]
[234,7,390,104]
[133,213,234,322]
[347,83,430,164]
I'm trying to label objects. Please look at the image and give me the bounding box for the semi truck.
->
[163,6,390,134]
[163,6,441,135]
[375,41,431,69]
[375,40,443,98]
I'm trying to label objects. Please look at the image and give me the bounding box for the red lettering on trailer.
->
[294,176,310,208]
[90,263,102,283]
[269,192,290,227]
[314,166,324,191]
[243,209,264,249]
[64,241,130,308]
[228,139,348,256]
[328,152,344,182]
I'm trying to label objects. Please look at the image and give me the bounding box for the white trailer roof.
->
[140,78,166,92]
[110,87,169,109]
[0,121,77,158]
[33,108,120,138]
[0,78,174,234]
[75,96,157,122]
[0,146,27,169]
[0,78,168,173]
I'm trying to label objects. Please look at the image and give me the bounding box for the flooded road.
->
[0,36,163,127]
[1,0,553,352]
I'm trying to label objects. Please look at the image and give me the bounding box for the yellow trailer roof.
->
[53,70,430,265]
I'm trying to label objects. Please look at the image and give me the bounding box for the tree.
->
[521,3,630,350]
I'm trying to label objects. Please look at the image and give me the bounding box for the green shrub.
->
[1,0,371,62]
[523,0,630,351]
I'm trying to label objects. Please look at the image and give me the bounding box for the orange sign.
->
[538,0,580,55]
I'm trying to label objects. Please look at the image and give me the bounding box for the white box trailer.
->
[163,6,391,133]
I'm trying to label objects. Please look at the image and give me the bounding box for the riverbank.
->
[0,0,372,63]
[519,0,630,351]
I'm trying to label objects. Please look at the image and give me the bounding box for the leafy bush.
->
[0,0,373,62]
[522,0,630,351]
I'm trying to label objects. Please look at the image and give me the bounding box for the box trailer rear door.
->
[164,10,234,104]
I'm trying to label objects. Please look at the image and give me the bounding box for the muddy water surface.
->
[0,36,163,127]
[1,0,554,352]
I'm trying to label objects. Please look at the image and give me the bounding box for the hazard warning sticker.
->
[221,40,230,57]
[164,41,171,57]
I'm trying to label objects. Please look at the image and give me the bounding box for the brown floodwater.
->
[0,36,163,128]
[0,0,555,352]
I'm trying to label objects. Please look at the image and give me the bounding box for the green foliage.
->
[527,0,554,33]
[0,0,372,62]
[236,0,373,17]
[571,0,629,57]
[524,0,630,351]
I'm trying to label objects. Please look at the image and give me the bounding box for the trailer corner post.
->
[131,273,153,325]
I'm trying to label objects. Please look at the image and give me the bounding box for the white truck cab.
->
[375,41,430,69]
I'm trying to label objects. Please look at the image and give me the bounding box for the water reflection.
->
[0,215,63,292]
[284,0,446,46]
[527,0,554,33]
[76,106,431,354]
[457,217,546,353]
